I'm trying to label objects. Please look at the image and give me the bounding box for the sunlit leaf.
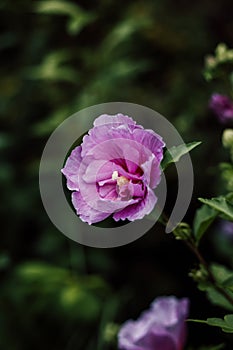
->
[198,196,233,221]
[161,141,201,171]
[34,1,95,35]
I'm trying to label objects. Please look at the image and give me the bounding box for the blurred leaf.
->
[0,252,10,270]
[230,71,233,89]
[24,50,79,83]
[34,1,95,35]
[97,296,121,350]
[9,262,110,322]
[220,163,233,192]
[206,288,233,312]
[102,16,152,55]
[198,196,233,221]
[103,59,149,79]
[211,263,233,284]
[199,346,224,350]
[222,276,233,291]
[188,344,224,350]
[195,264,233,311]
[161,141,201,171]
[193,204,218,244]
[75,58,149,108]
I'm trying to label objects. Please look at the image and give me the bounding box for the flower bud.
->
[209,94,233,123]
[222,129,233,149]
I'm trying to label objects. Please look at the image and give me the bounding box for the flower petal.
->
[138,330,176,350]
[93,113,138,127]
[72,191,110,224]
[61,146,82,191]
[118,320,149,350]
[118,296,189,350]
[82,117,159,160]
[98,183,118,200]
[132,128,165,162]
[151,297,189,326]
[141,154,161,189]
[113,187,157,221]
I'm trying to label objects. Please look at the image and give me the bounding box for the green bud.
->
[216,43,228,62]
[222,129,233,149]
[173,222,192,241]
[189,265,209,283]
[227,50,233,60]
[205,55,216,69]
[103,323,120,344]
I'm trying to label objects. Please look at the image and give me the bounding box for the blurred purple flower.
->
[118,296,189,350]
[209,93,233,123]
[220,220,233,240]
[62,114,165,224]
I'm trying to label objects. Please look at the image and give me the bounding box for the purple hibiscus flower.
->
[209,93,233,123]
[62,114,165,224]
[118,296,189,350]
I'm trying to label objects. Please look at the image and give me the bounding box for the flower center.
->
[111,170,119,180]
[111,171,129,187]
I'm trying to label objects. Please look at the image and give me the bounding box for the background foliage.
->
[1,0,233,349]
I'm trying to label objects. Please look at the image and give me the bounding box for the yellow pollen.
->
[117,176,129,187]
[112,171,129,187]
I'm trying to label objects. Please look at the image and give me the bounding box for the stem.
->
[185,238,233,306]
[160,213,233,306]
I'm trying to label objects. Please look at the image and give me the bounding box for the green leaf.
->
[208,264,233,310]
[161,141,201,171]
[193,204,218,244]
[211,263,233,284]
[207,315,233,333]
[207,287,233,311]
[222,276,233,291]
[194,264,233,311]
[224,314,233,327]
[198,196,233,221]
[189,315,233,333]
